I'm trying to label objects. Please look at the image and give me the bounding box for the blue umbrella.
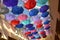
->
[29,9,39,16]
[12,6,24,15]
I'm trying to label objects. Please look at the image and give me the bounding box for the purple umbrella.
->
[3,0,18,7]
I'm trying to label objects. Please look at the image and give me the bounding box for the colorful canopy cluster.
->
[3,0,50,40]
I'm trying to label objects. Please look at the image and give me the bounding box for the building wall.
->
[49,0,60,40]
